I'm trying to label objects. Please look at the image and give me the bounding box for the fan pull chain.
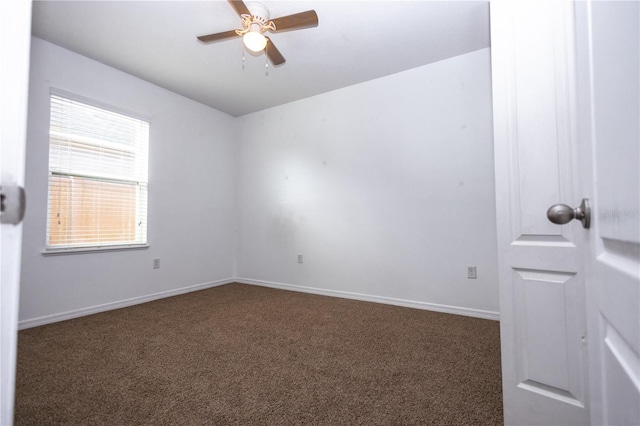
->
[265,56,269,76]
[242,45,246,70]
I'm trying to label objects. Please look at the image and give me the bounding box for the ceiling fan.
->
[197,0,319,66]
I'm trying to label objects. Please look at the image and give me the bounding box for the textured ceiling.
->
[31,1,490,116]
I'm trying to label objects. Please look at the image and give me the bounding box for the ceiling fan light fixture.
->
[197,0,319,66]
[243,30,267,52]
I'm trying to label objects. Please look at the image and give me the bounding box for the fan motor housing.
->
[245,2,270,24]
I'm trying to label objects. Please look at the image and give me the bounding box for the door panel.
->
[513,269,585,405]
[602,319,639,426]
[491,2,590,424]
[511,6,565,237]
[589,1,640,244]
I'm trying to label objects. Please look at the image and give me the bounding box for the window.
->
[46,93,149,251]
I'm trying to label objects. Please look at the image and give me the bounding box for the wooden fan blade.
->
[271,10,318,32]
[197,29,240,44]
[265,37,285,66]
[228,0,251,17]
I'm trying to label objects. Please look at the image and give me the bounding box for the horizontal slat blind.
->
[47,94,149,249]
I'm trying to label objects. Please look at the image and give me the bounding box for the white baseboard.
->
[19,277,499,329]
[236,278,500,321]
[18,278,235,330]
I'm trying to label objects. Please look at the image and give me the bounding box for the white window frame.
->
[43,89,151,255]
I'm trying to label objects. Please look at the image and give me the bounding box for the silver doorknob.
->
[547,198,590,229]
[0,183,27,225]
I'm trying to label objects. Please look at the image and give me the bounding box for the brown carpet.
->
[15,283,503,425]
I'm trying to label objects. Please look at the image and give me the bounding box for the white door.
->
[491,2,590,424]
[575,2,640,425]
[0,0,32,424]
[492,1,640,425]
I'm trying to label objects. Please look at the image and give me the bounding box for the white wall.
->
[20,40,499,326]
[19,37,238,326]
[236,48,499,317]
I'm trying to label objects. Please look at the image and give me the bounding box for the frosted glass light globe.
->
[243,31,267,52]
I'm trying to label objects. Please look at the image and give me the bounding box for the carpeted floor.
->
[15,283,503,425]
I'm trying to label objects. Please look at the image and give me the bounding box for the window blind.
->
[46,94,149,249]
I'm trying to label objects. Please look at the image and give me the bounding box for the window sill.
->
[41,244,149,256]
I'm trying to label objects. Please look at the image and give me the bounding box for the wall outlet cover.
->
[467,266,477,279]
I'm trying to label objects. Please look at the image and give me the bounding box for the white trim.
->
[18,278,235,330]
[42,244,150,256]
[18,278,500,330]
[50,87,152,123]
[236,278,500,321]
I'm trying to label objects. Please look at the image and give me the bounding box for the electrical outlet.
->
[153,258,160,269]
[297,253,303,264]
[467,266,477,279]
